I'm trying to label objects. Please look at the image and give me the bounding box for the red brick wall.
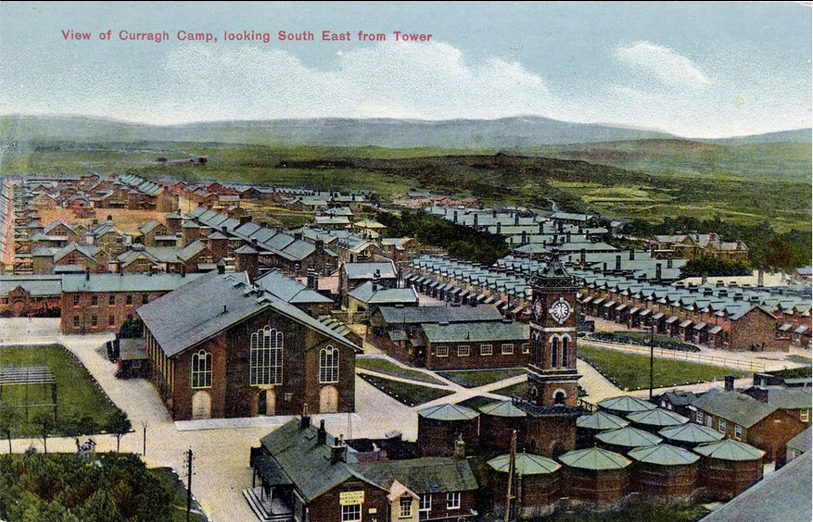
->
[730,308,789,351]
[424,340,530,370]
[747,409,806,463]
[306,478,389,522]
[60,290,167,334]
[524,415,577,458]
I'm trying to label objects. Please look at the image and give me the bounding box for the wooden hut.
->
[693,439,765,500]
[628,444,700,497]
[487,452,562,517]
[576,411,629,448]
[478,401,527,452]
[559,446,632,502]
[626,408,689,434]
[595,426,662,453]
[417,404,480,457]
[658,423,724,450]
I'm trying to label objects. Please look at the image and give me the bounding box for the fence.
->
[580,339,766,373]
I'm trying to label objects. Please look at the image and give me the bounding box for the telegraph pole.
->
[649,325,655,399]
[504,430,517,522]
[184,448,194,522]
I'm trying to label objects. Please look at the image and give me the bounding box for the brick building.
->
[419,321,530,370]
[137,271,361,421]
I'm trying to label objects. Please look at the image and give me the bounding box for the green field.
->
[492,380,528,399]
[0,345,125,437]
[356,357,446,385]
[358,373,454,407]
[542,504,708,522]
[578,346,748,391]
[787,355,813,365]
[436,368,526,388]
[149,467,209,522]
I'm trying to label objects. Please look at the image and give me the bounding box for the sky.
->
[0,1,810,138]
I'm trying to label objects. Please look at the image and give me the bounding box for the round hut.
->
[576,411,629,448]
[487,452,562,517]
[595,426,662,453]
[417,404,480,457]
[558,446,632,502]
[626,408,689,434]
[627,443,700,497]
[693,439,765,500]
[597,395,657,417]
[658,423,724,450]
[478,401,527,452]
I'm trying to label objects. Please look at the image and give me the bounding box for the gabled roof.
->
[137,272,360,357]
[376,305,504,325]
[53,243,102,263]
[691,388,779,428]
[347,282,418,305]
[759,387,813,410]
[421,321,528,344]
[254,270,333,304]
[61,272,201,294]
[343,262,397,280]
[351,457,478,494]
[177,241,209,262]
[787,427,811,455]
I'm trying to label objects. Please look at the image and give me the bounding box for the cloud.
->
[614,41,712,87]
[157,41,563,123]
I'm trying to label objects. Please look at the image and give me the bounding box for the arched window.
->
[191,349,211,388]
[561,337,569,368]
[250,326,283,386]
[554,390,566,405]
[532,330,541,365]
[319,346,339,384]
[551,337,559,368]
[530,386,539,403]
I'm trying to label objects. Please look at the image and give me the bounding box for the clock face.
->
[549,297,572,325]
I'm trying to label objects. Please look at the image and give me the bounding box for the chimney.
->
[222,226,228,234]
[330,435,347,464]
[514,214,519,226]
[656,263,662,281]
[217,260,226,275]
[667,258,673,269]
[615,255,621,271]
[724,375,735,392]
[317,419,327,445]
[473,214,478,228]
[299,404,311,430]
[538,221,544,234]
[629,250,635,261]
[496,222,502,235]
[757,270,764,288]
[752,386,769,403]
[250,238,258,250]
[521,231,527,245]
[85,269,90,281]
[603,262,608,274]
[307,268,316,289]
[453,434,466,459]
[315,239,324,252]
[566,231,571,243]
[492,209,497,218]
[453,210,458,223]
[580,249,586,264]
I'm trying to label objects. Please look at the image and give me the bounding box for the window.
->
[501,343,514,355]
[446,492,460,510]
[91,315,97,327]
[142,294,149,304]
[457,345,470,357]
[341,504,361,522]
[718,418,726,433]
[250,326,283,386]
[734,424,743,440]
[73,316,80,328]
[91,295,98,306]
[319,346,339,383]
[521,343,530,354]
[109,295,115,305]
[419,494,431,512]
[399,497,412,518]
[436,345,448,357]
[480,344,492,356]
[802,410,810,423]
[126,294,133,305]
[551,338,559,368]
[696,411,704,424]
[705,415,712,428]
[109,315,115,326]
[73,295,80,306]
[191,350,212,388]
[561,337,569,366]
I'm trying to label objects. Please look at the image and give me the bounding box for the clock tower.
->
[527,252,582,407]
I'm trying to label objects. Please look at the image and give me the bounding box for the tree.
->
[106,411,131,453]
[32,412,56,454]
[0,408,19,453]
[679,255,751,279]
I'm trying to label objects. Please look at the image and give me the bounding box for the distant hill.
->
[2,114,680,149]
[709,128,812,145]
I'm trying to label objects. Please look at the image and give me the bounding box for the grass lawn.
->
[0,345,125,437]
[578,346,748,391]
[455,396,500,411]
[358,373,454,407]
[356,357,446,385]
[492,380,528,399]
[543,504,708,522]
[787,355,813,365]
[149,467,209,522]
[436,367,526,388]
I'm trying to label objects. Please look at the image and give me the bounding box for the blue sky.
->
[1,1,810,137]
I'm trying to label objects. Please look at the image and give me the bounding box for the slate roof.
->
[377,305,504,325]
[595,426,662,448]
[347,282,418,305]
[691,388,779,428]
[628,444,700,466]
[699,452,811,522]
[254,270,333,304]
[487,453,561,475]
[658,423,725,445]
[759,387,812,410]
[0,275,63,297]
[53,243,102,263]
[421,321,528,344]
[417,404,479,421]
[61,272,202,293]
[693,439,765,461]
[137,272,359,357]
[576,411,629,431]
[627,408,689,427]
[558,446,631,470]
[177,241,208,262]
[786,427,811,455]
[344,262,397,280]
[351,457,479,494]
[478,401,527,418]
[598,395,657,414]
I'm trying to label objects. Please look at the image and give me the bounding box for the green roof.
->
[598,395,657,414]
[658,423,725,444]
[351,457,478,494]
[595,426,662,448]
[628,444,700,466]
[487,453,561,475]
[691,389,778,428]
[627,408,689,427]
[421,321,528,344]
[479,401,527,418]
[559,446,631,470]
[417,403,479,421]
[61,272,203,293]
[576,411,629,431]
[693,439,765,461]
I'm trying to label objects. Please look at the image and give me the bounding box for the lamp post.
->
[141,421,147,457]
[648,325,655,399]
